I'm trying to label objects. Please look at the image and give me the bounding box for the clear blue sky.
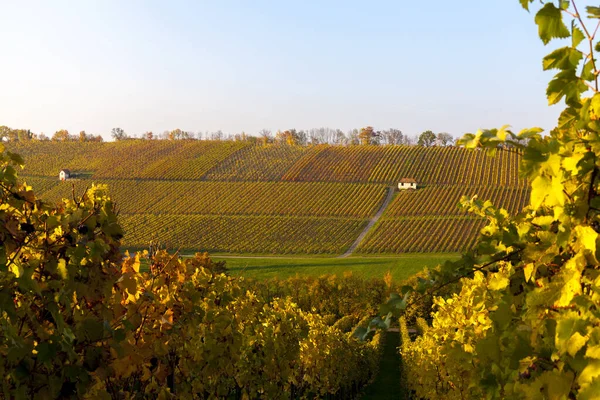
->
[0,1,569,140]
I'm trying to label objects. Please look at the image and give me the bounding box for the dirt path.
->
[339,187,395,258]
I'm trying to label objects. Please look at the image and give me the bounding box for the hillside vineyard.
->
[12,141,529,254]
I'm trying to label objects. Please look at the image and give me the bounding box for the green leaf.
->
[573,25,585,48]
[536,371,574,399]
[547,68,587,106]
[490,301,511,329]
[560,0,570,10]
[556,313,588,356]
[535,3,571,45]
[36,342,57,364]
[587,6,600,19]
[517,127,544,139]
[542,46,582,71]
[582,59,596,81]
[519,0,531,11]
[352,326,368,341]
[112,328,126,342]
[579,377,600,400]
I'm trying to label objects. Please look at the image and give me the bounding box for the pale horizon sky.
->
[0,1,573,140]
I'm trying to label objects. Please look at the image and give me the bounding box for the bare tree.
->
[381,128,404,145]
[210,130,224,141]
[257,129,272,145]
[436,132,453,146]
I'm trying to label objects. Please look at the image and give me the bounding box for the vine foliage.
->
[394,1,600,398]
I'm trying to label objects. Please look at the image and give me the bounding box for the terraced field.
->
[13,140,529,254]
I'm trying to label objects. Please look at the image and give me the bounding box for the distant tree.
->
[436,132,453,146]
[38,133,49,141]
[334,129,347,145]
[111,127,127,141]
[296,130,308,146]
[210,130,224,141]
[417,130,436,147]
[168,129,182,140]
[259,129,272,145]
[52,129,72,141]
[381,128,404,145]
[308,129,321,145]
[12,129,32,141]
[358,126,378,145]
[7,128,19,142]
[79,131,88,142]
[0,126,11,142]
[144,131,154,140]
[347,129,360,145]
[234,132,258,144]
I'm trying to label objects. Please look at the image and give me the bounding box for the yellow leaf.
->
[488,271,509,291]
[531,176,550,209]
[120,275,137,296]
[566,332,588,357]
[579,360,600,389]
[586,345,600,359]
[524,263,535,282]
[575,226,598,253]
[58,259,68,279]
[160,309,174,325]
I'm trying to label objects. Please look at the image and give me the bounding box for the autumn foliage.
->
[0,143,386,399]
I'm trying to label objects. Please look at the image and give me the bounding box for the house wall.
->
[398,182,416,190]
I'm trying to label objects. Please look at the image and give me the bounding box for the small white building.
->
[398,178,417,190]
[59,169,71,181]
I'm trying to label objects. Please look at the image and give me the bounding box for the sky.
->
[0,0,577,140]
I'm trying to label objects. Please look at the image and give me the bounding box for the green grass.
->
[212,253,460,282]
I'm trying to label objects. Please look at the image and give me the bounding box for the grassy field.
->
[211,253,461,282]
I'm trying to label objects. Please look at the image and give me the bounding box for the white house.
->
[398,178,417,190]
[59,169,71,181]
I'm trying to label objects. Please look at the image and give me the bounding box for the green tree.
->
[417,130,436,146]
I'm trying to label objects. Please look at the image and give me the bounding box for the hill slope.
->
[10,140,528,254]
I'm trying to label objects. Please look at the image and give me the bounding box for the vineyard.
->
[0,150,394,397]
[120,215,366,253]
[6,1,600,399]
[12,140,527,254]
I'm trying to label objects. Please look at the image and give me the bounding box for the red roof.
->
[399,178,416,184]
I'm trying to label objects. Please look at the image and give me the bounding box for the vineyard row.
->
[357,217,486,253]
[384,185,530,217]
[26,178,388,218]
[11,141,526,186]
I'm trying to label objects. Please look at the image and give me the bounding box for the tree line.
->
[0,124,457,147]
